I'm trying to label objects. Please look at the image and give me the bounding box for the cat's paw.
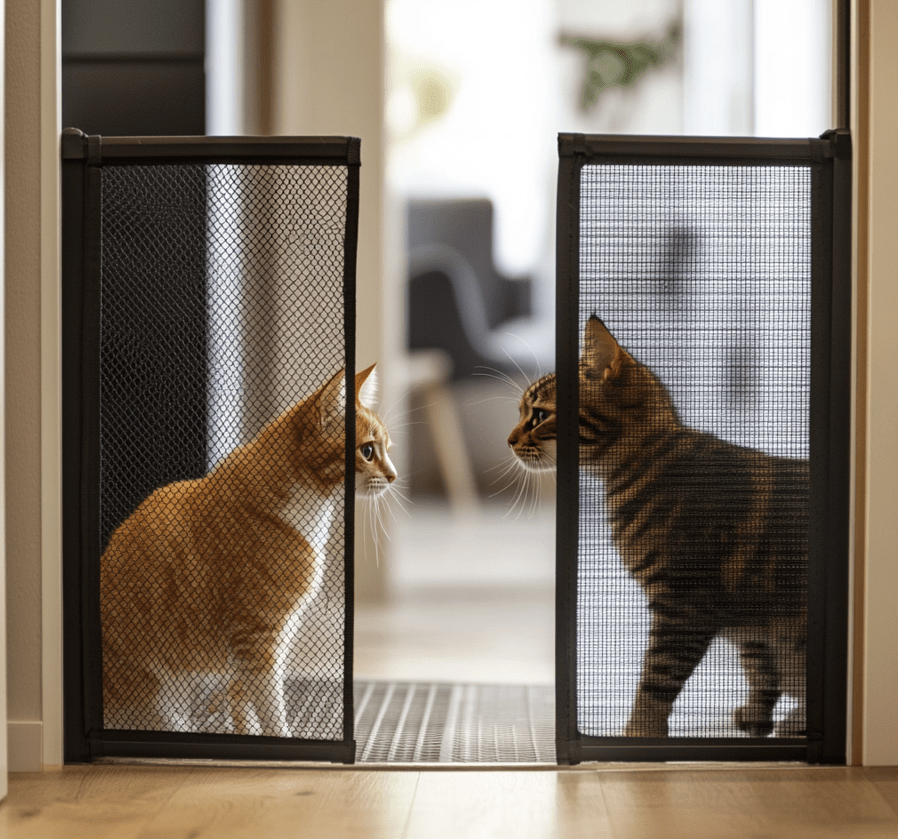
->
[623,718,669,737]
[733,705,774,737]
[774,708,806,738]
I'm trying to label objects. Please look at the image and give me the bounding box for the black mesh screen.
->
[575,163,810,739]
[98,162,350,741]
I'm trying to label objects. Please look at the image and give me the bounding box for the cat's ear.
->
[582,316,624,381]
[318,368,346,427]
[356,363,378,409]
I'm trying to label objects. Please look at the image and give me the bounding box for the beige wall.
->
[270,0,388,394]
[858,0,898,766]
[270,0,395,602]
[0,0,8,800]
[4,0,45,766]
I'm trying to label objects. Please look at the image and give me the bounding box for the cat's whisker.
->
[487,453,521,475]
[505,463,532,520]
[502,453,551,520]
[398,399,440,417]
[520,469,539,522]
[385,484,409,523]
[487,453,527,492]
[368,499,382,568]
[488,460,526,500]
[388,475,412,491]
[385,421,430,432]
[393,465,427,480]
[374,499,396,542]
[502,330,545,381]
[378,391,415,424]
[379,398,431,429]
[484,457,516,474]
[498,345,533,393]
[488,479,518,500]
[381,500,400,529]
[473,366,524,395]
[388,486,413,508]
[468,394,522,406]
[488,463,523,489]
[529,473,544,518]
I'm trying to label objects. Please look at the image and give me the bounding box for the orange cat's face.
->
[354,365,396,498]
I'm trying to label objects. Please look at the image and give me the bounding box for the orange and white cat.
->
[101,364,395,737]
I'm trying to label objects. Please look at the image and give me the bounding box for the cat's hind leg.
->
[733,637,781,737]
[102,654,167,731]
[774,633,806,737]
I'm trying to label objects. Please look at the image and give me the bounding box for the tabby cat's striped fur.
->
[101,364,396,737]
[508,316,808,737]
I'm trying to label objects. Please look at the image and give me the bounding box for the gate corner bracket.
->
[820,128,853,160]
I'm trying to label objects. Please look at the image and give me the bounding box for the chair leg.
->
[422,380,480,512]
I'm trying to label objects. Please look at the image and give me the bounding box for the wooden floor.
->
[3,764,898,838]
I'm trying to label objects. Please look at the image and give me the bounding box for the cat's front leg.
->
[253,672,291,739]
[233,644,291,739]
[625,614,716,737]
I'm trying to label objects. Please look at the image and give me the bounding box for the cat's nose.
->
[507,429,519,447]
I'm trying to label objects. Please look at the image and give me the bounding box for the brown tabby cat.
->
[101,364,396,737]
[508,316,808,738]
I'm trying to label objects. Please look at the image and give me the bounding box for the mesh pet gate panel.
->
[555,133,851,765]
[62,131,360,763]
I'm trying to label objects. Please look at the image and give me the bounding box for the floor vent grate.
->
[353,682,556,764]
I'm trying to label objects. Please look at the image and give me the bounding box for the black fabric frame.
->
[555,131,852,766]
[62,128,361,764]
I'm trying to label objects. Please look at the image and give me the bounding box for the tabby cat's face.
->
[507,373,557,472]
[507,317,679,473]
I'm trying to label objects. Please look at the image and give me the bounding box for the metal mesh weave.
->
[576,163,810,738]
[98,163,349,740]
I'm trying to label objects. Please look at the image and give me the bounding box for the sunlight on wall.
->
[754,0,833,137]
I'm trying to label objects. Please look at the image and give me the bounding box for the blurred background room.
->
[62,0,834,699]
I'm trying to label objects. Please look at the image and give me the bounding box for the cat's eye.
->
[533,409,548,426]
[360,443,375,461]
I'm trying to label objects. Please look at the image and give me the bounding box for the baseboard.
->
[8,721,43,772]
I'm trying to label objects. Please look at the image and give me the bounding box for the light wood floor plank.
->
[135,767,418,839]
[6,765,898,839]
[401,771,606,839]
[554,771,616,835]
[865,767,898,817]
[1,766,188,839]
[599,767,898,839]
